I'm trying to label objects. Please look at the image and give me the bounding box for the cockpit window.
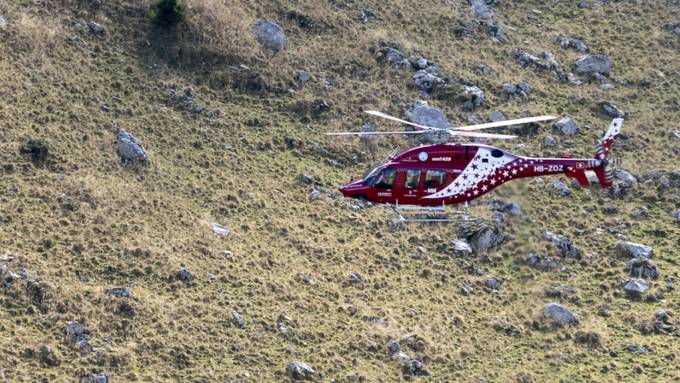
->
[491,149,503,158]
[363,164,385,186]
[374,168,397,189]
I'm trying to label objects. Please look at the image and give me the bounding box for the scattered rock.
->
[294,70,311,84]
[451,239,473,254]
[232,307,245,327]
[494,319,521,336]
[461,86,485,111]
[286,361,316,381]
[552,180,572,196]
[575,55,611,76]
[542,231,582,259]
[554,117,578,135]
[178,267,193,282]
[624,278,649,296]
[613,168,637,186]
[360,8,376,23]
[38,344,61,367]
[66,321,92,353]
[485,277,501,290]
[106,287,131,298]
[640,311,675,335]
[308,189,322,201]
[616,241,653,259]
[626,258,659,280]
[543,135,556,147]
[543,303,578,325]
[526,253,559,270]
[81,373,110,383]
[471,0,494,19]
[559,37,589,52]
[600,101,625,118]
[349,271,364,284]
[514,50,551,71]
[502,82,531,98]
[489,111,506,122]
[673,210,680,223]
[116,129,148,164]
[461,282,474,295]
[212,223,230,236]
[468,225,504,252]
[478,64,493,75]
[406,101,451,143]
[254,20,285,52]
[87,22,104,35]
[626,343,648,354]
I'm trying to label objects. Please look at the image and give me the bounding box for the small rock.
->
[526,253,559,270]
[616,241,653,259]
[178,267,193,282]
[542,231,581,259]
[489,111,506,122]
[387,340,400,355]
[87,22,104,35]
[672,210,680,223]
[106,287,131,298]
[286,361,315,381]
[232,308,245,327]
[468,225,504,252]
[543,135,556,147]
[81,373,110,383]
[624,278,649,296]
[575,55,611,76]
[461,86,485,111]
[413,70,442,93]
[578,0,587,9]
[471,0,494,19]
[485,277,501,290]
[626,258,659,279]
[559,37,589,52]
[554,117,578,135]
[38,344,61,367]
[308,190,322,201]
[295,70,311,84]
[600,101,625,118]
[544,303,578,325]
[254,20,285,52]
[0,17,6,28]
[212,223,230,236]
[552,180,572,196]
[626,344,648,354]
[478,65,493,75]
[360,8,376,23]
[461,282,474,295]
[116,129,148,164]
[349,272,364,284]
[451,239,473,254]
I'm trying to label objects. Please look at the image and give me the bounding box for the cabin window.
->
[425,170,447,189]
[404,170,421,189]
[374,168,396,189]
[491,149,503,158]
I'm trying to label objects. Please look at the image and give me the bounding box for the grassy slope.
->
[1,0,679,382]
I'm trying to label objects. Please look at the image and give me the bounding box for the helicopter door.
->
[423,170,449,195]
[396,169,423,205]
[372,167,397,203]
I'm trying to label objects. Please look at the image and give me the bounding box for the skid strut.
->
[388,201,482,223]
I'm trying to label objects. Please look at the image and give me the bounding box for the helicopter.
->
[327,111,623,222]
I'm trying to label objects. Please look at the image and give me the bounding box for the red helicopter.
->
[328,111,623,222]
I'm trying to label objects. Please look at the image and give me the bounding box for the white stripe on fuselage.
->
[424,147,515,199]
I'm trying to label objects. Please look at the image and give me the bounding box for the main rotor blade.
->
[325,130,431,136]
[365,110,441,131]
[452,115,556,131]
[449,131,517,139]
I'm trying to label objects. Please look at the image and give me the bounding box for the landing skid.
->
[388,201,482,223]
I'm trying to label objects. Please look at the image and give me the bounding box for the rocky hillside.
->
[1,0,679,382]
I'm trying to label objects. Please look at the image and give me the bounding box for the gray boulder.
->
[469,225,504,252]
[544,135,556,147]
[542,231,582,259]
[552,180,572,196]
[461,86,485,111]
[489,111,506,122]
[624,278,649,296]
[106,287,131,298]
[544,303,578,325]
[600,101,625,118]
[471,0,494,19]
[626,258,659,280]
[254,20,285,52]
[407,101,451,143]
[673,209,680,223]
[286,361,316,381]
[514,50,551,71]
[486,277,501,290]
[613,168,637,186]
[616,241,653,258]
[87,22,105,35]
[116,129,148,164]
[560,37,589,52]
[575,55,611,76]
[526,253,559,270]
[626,344,648,354]
[554,117,578,135]
[178,266,193,282]
[451,239,473,254]
[413,70,442,93]
[502,82,531,98]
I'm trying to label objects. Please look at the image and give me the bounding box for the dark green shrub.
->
[153,0,186,27]
[21,139,49,163]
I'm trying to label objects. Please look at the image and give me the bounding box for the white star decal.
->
[482,185,488,191]
[512,169,518,175]
[503,171,509,177]
[490,179,496,185]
